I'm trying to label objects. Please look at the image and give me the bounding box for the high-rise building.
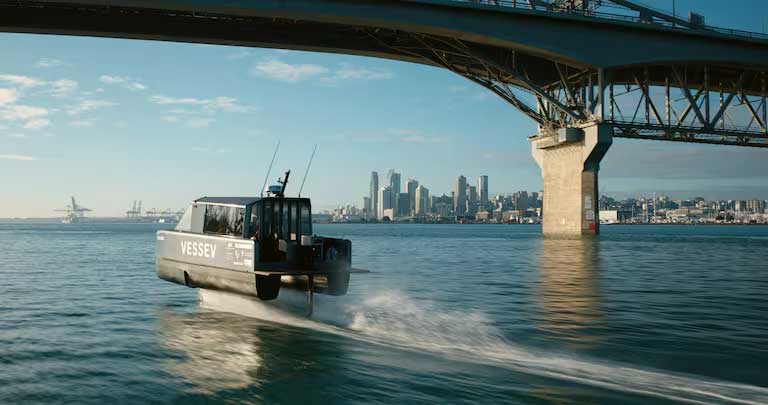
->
[478,175,489,211]
[747,199,766,214]
[362,196,371,217]
[407,179,419,215]
[467,185,478,215]
[378,186,392,219]
[415,185,430,215]
[513,191,529,211]
[398,193,410,217]
[454,175,467,216]
[386,169,401,216]
[370,171,379,219]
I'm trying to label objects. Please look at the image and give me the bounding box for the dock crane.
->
[55,196,92,223]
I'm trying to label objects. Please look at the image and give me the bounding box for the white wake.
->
[199,289,768,405]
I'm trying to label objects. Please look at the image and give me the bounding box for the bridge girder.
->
[2,0,768,147]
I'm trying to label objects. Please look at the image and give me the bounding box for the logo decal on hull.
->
[180,240,217,259]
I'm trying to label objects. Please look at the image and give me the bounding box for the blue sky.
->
[1,0,767,217]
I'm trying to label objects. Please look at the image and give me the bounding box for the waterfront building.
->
[454,175,467,216]
[747,199,766,214]
[476,211,492,222]
[383,208,395,221]
[398,193,410,218]
[407,179,419,215]
[362,196,371,217]
[378,186,392,219]
[415,185,429,215]
[386,169,401,215]
[370,171,379,219]
[478,175,489,211]
[467,185,478,215]
[478,177,488,207]
[513,191,529,211]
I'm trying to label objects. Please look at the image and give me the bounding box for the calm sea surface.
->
[1,222,767,404]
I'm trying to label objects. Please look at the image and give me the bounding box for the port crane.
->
[55,196,92,223]
[126,200,143,219]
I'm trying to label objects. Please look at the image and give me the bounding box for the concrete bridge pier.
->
[532,124,613,238]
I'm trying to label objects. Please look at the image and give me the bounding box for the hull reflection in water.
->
[536,238,604,347]
[157,310,264,394]
[156,292,349,400]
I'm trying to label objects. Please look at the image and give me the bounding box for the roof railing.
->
[426,0,768,42]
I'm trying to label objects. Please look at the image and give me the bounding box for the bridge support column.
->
[532,124,612,238]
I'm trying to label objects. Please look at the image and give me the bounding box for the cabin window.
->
[300,203,312,236]
[273,201,281,239]
[203,205,244,236]
[282,201,290,240]
[262,201,273,239]
[290,202,299,241]
[249,205,261,239]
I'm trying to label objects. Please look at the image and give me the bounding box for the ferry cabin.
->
[157,196,351,303]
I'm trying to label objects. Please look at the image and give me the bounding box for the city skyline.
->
[2,0,768,217]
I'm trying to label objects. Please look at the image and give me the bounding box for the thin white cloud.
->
[0,154,37,161]
[251,59,328,83]
[388,128,449,144]
[0,74,77,96]
[43,79,78,95]
[186,117,215,128]
[252,59,393,84]
[8,133,27,138]
[23,118,50,130]
[99,75,147,91]
[70,120,94,127]
[66,100,117,115]
[35,58,65,69]
[99,75,124,84]
[167,108,195,115]
[163,116,180,123]
[0,74,45,87]
[400,134,448,144]
[149,95,254,113]
[328,65,394,82]
[0,88,18,105]
[126,82,146,91]
[150,95,207,105]
[0,105,48,121]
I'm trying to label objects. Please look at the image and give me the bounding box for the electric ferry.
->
[155,172,364,315]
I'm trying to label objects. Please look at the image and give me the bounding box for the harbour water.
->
[1,223,767,404]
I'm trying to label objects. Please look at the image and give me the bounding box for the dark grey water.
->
[1,223,767,404]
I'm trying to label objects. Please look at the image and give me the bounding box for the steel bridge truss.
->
[369,30,768,147]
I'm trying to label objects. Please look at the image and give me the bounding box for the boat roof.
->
[195,197,261,206]
[194,196,312,207]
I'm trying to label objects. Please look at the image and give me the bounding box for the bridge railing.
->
[428,0,768,42]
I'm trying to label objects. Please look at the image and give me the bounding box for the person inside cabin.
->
[249,210,261,240]
[234,211,244,236]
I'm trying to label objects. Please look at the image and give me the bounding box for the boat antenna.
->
[298,144,318,197]
[278,170,291,198]
[261,141,280,197]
